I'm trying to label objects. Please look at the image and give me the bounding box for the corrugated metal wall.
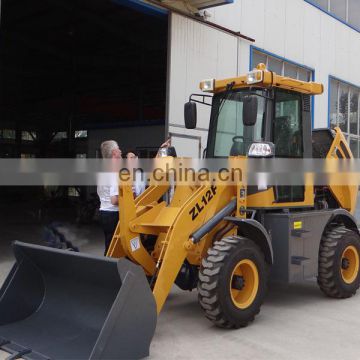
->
[167,13,243,157]
[207,0,360,129]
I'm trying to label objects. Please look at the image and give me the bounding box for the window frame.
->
[250,46,315,127]
[328,75,360,157]
[206,88,268,158]
[304,0,360,33]
[0,129,16,140]
[273,89,304,158]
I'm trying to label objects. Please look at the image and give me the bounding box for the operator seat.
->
[230,137,245,156]
[274,116,291,157]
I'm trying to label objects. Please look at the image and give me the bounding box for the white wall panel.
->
[317,16,335,127]
[349,30,360,75]
[205,1,241,33]
[284,0,304,62]
[168,125,209,158]
[334,23,350,78]
[168,13,240,156]
[303,4,321,68]
[238,40,250,73]
[263,0,286,57]
[170,134,201,157]
[239,0,265,49]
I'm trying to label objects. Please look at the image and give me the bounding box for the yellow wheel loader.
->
[0,63,359,359]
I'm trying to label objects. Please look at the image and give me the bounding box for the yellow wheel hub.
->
[341,245,360,284]
[230,259,259,309]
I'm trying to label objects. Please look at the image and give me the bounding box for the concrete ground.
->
[152,283,358,360]
[0,197,359,360]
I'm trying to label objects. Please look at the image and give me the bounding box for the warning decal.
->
[130,237,141,252]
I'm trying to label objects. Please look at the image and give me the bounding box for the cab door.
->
[273,89,305,203]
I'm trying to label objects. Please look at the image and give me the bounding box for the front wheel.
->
[198,236,268,328]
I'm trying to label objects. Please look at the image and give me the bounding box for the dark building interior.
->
[0,0,168,224]
[0,0,168,157]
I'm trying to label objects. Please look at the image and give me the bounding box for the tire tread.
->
[198,236,267,329]
[318,226,360,299]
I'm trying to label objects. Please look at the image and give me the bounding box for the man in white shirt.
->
[97,140,122,255]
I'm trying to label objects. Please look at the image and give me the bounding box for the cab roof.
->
[200,63,324,95]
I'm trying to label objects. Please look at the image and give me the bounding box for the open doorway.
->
[0,0,168,230]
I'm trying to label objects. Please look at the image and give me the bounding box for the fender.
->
[224,216,273,264]
[326,208,359,234]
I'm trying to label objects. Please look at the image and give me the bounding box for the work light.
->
[246,70,263,85]
[200,79,215,92]
[248,142,274,158]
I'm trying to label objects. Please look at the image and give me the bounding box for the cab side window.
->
[273,90,303,158]
[273,90,304,202]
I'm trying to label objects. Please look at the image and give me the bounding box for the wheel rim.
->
[341,245,360,284]
[230,259,259,309]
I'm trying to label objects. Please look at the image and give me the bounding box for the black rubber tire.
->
[318,226,360,298]
[198,236,268,329]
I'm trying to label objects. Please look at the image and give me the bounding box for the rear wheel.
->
[318,226,360,298]
[198,236,268,328]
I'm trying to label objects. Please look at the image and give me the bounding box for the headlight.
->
[200,79,215,92]
[246,70,263,85]
[248,142,275,158]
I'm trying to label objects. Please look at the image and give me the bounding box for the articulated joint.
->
[184,238,196,251]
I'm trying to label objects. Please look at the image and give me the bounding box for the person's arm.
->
[160,138,171,148]
[110,175,119,205]
[156,138,171,157]
[110,195,118,205]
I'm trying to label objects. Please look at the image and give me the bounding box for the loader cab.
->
[204,86,313,205]
[206,87,312,161]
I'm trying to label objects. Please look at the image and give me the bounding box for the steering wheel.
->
[232,136,244,142]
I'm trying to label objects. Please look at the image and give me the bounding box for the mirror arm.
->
[189,94,213,107]
[238,91,274,101]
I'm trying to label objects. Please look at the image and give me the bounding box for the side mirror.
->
[243,95,258,126]
[184,102,197,129]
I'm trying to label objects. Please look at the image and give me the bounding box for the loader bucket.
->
[0,241,157,360]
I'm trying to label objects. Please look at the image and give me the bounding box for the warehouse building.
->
[1,0,359,159]
[0,0,359,222]
[0,3,359,358]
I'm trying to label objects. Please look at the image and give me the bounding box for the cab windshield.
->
[207,89,266,158]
